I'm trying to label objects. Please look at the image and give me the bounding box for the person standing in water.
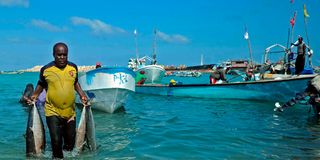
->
[27,42,88,159]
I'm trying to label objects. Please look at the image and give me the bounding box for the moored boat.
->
[136,74,317,102]
[77,67,135,113]
[174,71,202,77]
[136,64,165,83]
[128,29,165,84]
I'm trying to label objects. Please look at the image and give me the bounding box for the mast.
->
[134,29,139,63]
[244,25,253,68]
[303,4,312,67]
[152,28,157,65]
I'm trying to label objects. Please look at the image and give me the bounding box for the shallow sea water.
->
[1,73,320,159]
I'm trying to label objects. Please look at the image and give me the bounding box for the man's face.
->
[54,45,68,68]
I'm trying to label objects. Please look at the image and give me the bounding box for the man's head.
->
[298,36,303,43]
[53,42,68,68]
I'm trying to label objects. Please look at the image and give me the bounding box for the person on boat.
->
[169,79,176,86]
[136,70,146,85]
[95,62,102,68]
[274,75,320,116]
[26,42,88,159]
[258,59,275,79]
[290,36,312,75]
[244,67,255,81]
[209,66,230,84]
[151,59,157,65]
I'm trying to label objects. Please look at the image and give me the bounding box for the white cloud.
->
[31,19,68,32]
[70,16,126,35]
[157,31,190,44]
[0,0,29,7]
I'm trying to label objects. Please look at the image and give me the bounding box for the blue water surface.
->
[0,73,320,159]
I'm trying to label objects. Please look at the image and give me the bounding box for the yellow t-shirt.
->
[38,61,78,119]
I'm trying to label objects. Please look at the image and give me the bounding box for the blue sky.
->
[0,0,319,71]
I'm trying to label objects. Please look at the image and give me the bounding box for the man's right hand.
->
[26,95,37,106]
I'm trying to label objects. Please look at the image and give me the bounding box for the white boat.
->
[77,67,136,113]
[134,58,165,84]
[128,29,165,84]
[128,57,165,84]
[175,71,202,77]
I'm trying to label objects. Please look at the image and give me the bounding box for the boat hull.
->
[136,65,165,84]
[78,67,135,113]
[136,75,317,102]
[78,88,134,113]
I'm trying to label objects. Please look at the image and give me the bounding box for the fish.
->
[19,83,34,106]
[74,105,96,154]
[74,105,87,153]
[85,105,97,151]
[26,103,46,157]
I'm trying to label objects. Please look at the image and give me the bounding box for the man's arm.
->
[26,84,44,105]
[75,82,88,105]
[290,40,299,49]
[304,43,313,56]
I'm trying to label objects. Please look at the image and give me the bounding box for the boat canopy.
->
[264,43,288,64]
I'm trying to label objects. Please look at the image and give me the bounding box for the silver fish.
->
[74,105,96,154]
[85,105,96,151]
[26,103,46,157]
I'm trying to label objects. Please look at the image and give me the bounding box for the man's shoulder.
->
[67,61,78,69]
[41,61,55,72]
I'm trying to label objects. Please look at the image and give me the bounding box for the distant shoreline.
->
[17,65,96,72]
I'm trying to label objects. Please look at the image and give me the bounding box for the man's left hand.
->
[81,96,88,106]
[67,116,75,123]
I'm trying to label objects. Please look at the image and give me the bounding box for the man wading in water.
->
[27,42,88,159]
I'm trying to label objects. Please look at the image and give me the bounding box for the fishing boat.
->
[128,29,165,84]
[129,56,165,84]
[77,67,136,113]
[136,65,165,83]
[136,74,317,102]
